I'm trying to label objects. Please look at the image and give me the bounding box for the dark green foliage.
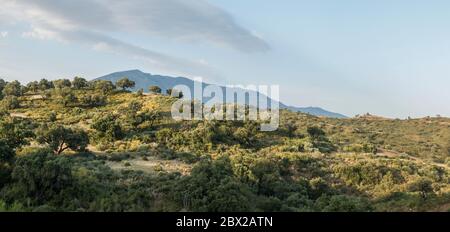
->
[57,88,77,106]
[48,112,57,122]
[314,195,372,212]
[8,151,74,205]
[36,124,89,155]
[0,105,27,184]
[80,94,106,107]
[156,128,174,146]
[166,88,183,98]
[126,106,160,130]
[0,140,14,164]
[91,114,123,141]
[0,118,33,150]
[0,140,14,188]
[72,77,88,90]
[307,126,326,139]
[39,79,54,91]
[176,157,253,212]
[233,122,258,147]
[0,79,6,96]
[0,148,184,212]
[26,81,40,93]
[92,80,116,95]
[149,85,162,94]
[53,79,72,89]
[2,81,22,97]
[127,100,142,114]
[1,96,20,109]
[407,178,434,200]
[116,78,135,91]
[306,126,336,153]
[137,110,160,128]
[156,122,236,153]
[284,121,299,137]
[250,159,284,195]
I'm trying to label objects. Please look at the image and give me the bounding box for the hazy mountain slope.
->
[95,70,348,118]
[283,106,347,119]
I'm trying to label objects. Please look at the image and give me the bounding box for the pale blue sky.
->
[1,0,449,118]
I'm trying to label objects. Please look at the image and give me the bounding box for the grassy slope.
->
[9,90,450,212]
[281,111,450,163]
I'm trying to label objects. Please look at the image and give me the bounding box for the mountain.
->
[283,106,347,119]
[94,70,348,118]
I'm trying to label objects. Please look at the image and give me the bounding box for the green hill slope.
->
[0,79,448,212]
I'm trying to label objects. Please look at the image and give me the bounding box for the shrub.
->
[175,157,254,212]
[81,94,107,107]
[156,128,174,146]
[315,195,372,212]
[36,124,89,155]
[1,96,20,110]
[149,86,162,94]
[91,114,123,141]
[344,143,377,154]
[2,81,22,97]
[7,151,74,205]
[407,178,434,200]
[72,77,88,90]
[92,80,116,95]
[307,126,326,139]
[116,78,135,91]
[52,79,72,89]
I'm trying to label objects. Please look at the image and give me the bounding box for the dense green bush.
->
[2,81,22,97]
[175,157,254,212]
[81,94,107,107]
[36,124,89,155]
[6,151,74,205]
[72,77,88,90]
[91,114,124,142]
[314,195,372,212]
[116,78,135,91]
[1,96,20,110]
[343,143,378,154]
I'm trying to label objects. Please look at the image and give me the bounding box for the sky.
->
[0,0,450,118]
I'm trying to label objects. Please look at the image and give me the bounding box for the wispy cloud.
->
[43,27,218,77]
[11,0,269,52]
[0,0,269,78]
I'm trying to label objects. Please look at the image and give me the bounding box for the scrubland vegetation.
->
[0,77,449,212]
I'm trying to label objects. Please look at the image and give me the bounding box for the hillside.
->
[0,77,449,212]
[96,70,348,118]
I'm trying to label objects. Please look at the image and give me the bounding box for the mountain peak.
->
[95,70,347,118]
[114,69,147,75]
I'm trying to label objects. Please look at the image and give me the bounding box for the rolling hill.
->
[95,70,347,118]
[2,86,449,212]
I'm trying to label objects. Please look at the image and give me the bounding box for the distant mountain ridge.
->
[94,70,347,118]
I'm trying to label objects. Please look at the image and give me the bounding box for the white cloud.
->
[0,0,268,78]
[4,0,269,52]
[64,29,216,76]
[22,27,63,41]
